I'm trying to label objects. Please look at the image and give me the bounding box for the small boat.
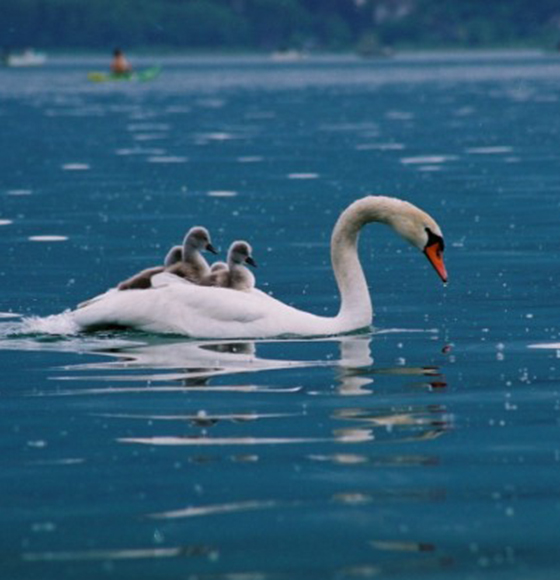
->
[87,66,161,83]
[270,50,306,62]
[2,48,47,67]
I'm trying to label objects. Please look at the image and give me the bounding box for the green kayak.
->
[87,66,161,83]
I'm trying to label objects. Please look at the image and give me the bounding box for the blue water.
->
[2,51,560,579]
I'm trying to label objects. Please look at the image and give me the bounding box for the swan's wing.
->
[150,271,195,289]
[72,279,330,338]
[76,288,119,309]
[72,281,277,336]
[117,266,164,290]
[178,287,266,324]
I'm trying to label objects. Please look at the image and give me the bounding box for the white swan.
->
[201,241,257,291]
[73,196,447,338]
[165,226,217,283]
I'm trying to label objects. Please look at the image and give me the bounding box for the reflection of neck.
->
[337,336,374,395]
[339,336,374,368]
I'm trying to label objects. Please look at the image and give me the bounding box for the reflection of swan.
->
[50,335,374,389]
[53,338,324,386]
[201,241,257,291]
[73,196,446,338]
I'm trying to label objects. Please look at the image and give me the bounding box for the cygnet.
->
[201,240,256,291]
[166,226,217,283]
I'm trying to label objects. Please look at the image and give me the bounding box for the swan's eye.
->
[425,227,444,253]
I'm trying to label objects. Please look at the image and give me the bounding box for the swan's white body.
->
[73,196,446,339]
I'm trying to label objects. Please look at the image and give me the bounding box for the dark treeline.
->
[3,0,560,51]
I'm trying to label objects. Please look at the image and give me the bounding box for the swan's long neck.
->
[331,196,403,328]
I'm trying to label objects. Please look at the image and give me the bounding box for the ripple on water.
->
[133,133,168,142]
[356,143,405,151]
[149,499,283,520]
[115,147,166,156]
[6,189,32,196]
[117,433,372,446]
[22,545,213,563]
[0,312,20,319]
[147,156,188,164]
[207,190,238,198]
[237,156,263,163]
[196,132,237,141]
[466,146,513,154]
[28,235,68,242]
[400,155,458,165]
[127,123,170,132]
[61,163,90,171]
[287,173,319,180]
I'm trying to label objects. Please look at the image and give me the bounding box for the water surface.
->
[1,52,560,579]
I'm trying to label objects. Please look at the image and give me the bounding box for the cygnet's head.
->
[229,241,257,267]
[385,198,446,283]
[184,226,218,254]
[164,245,182,267]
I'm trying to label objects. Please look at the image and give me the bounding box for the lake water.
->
[1,51,560,579]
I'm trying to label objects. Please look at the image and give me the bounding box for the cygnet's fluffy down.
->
[117,227,216,291]
[117,243,183,291]
[200,240,257,291]
[166,226,217,283]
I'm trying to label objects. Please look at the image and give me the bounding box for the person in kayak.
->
[111,48,132,75]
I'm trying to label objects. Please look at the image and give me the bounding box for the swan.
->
[201,241,257,291]
[165,226,217,283]
[73,196,447,338]
[116,227,216,291]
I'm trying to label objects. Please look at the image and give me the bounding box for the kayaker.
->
[111,48,132,75]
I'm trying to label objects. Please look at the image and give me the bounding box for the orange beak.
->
[424,242,447,283]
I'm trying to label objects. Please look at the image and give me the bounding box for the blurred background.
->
[2,0,560,55]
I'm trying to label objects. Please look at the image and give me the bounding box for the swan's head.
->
[386,199,447,283]
[184,226,218,255]
[163,245,182,267]
[229,241,257,268]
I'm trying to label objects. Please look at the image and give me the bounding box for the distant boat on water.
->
[87,65,161,83]
[270,49,306,62]
[2,48,47,67]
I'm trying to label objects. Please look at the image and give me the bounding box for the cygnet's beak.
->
[424,241,447,283]
[245,256,257,268]
[206,243,218,255]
